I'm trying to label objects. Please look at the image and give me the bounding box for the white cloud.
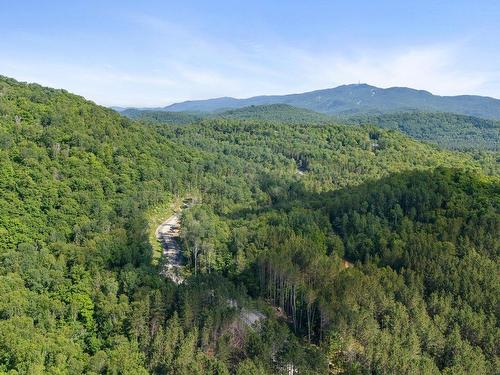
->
[323,45,488,95]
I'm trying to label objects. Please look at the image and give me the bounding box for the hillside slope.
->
[215,103,333,124]
[121,104,334,125]
[121,107,205,125]
[345,111,500,151]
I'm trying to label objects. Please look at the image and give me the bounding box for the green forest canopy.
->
[343,111,500,151]
[122,104,500,152]
[0,76,499,374]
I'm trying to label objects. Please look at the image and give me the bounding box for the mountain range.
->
[121,84,500,120]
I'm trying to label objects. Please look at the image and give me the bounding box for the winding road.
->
[156,212,184,284]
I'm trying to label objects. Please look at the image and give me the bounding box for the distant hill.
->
[121,104,335,125]
[215,103,333,124]
[109,106,127,112]
[121,108,205,125]
[344,111,500,151]
[152,84,500,120]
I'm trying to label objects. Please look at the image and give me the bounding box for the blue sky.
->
[1,0,499,106]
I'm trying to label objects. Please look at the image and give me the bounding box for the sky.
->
[0,0,499,107]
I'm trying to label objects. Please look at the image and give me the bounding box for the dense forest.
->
[120,104,333,126]
[121,108,205,125]
[344,111,500,151]
[0,76,499,374]
[122,105,500,152]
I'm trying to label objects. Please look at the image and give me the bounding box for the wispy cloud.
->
[323,45,488,95]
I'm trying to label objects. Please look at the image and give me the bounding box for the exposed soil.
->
[156,212,184,284]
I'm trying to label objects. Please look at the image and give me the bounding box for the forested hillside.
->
[156,119,498,190]
[189,168,498,374]
[344,111,500,151]
[0,76,206,373]
[215,104,333,124]
[120,104,333,126]
[123,105,500,152]
[0,76,499,374]
[121,108,205,125]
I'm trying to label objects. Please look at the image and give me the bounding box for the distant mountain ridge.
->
[141,84,500,120]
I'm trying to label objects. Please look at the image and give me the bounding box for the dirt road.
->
[156,212,184,284]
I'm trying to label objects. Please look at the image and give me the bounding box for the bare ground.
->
[156,212,184,284]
